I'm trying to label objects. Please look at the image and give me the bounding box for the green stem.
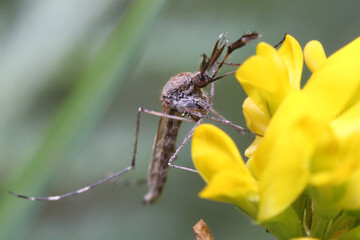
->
[310,209,331,239]
[261,207,304,240]
[324,212,355,240]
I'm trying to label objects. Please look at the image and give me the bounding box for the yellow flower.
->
[237,35,304,178]
[192,34,360,239]
[191,124,259,218]
[254,37,360,220]
[236,34,303,117]
[192,34,305,217]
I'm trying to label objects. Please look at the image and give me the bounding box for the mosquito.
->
[9,32,261,204]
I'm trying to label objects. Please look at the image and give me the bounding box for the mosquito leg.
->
[209,82,215,106]
[133,107,197,169]
[185,108,261,137]
[166,109,258,173]
[8,166,133,201]
[164,108,261,173]
[138,108,194,123]
[209,107,226,120]
[131,107,195,168]
[205,114,262,137]
[167,119,203,173]
[211,70,236,82]
[9,107,196,201]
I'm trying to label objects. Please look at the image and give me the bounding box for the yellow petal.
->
[191,124,250,183]
[306,134,360,217]
[199,170,259,217]
[242,97,267,164]
[338,167,360,210]
[242,97,270,135]
[304,40,327,72]
[303,37,360,120]
[245,155,260,180]
[277,34,303,90]
[244,136,263,160]
[254,92,332,220]
[236,42,290,116]
[331,98,360,140]
[310,151,356,187]
[331,134,360,210]
[309,155,353,204]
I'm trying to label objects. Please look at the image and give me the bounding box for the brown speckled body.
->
[143,72,210,204]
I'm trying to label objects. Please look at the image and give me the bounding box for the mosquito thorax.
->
[161,72,210,119]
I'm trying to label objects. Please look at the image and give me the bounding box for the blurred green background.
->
[0,0,359,239]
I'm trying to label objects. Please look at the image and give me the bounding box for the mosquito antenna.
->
[195,32,260,88]
[206,33,228,72]
[199,33,228,79]
[211,70,237,82]
[273,33,288,49]
[199,53,209,77]
[213,32,260,77]
[212,33,286,82]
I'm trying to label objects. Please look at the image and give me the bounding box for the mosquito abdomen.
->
[143,105,182,204]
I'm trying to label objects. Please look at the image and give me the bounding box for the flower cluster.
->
[191,34,360,240]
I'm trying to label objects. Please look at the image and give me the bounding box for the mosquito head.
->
[194,71,212,88]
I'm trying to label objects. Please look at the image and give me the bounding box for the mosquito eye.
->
[195,75,209,88]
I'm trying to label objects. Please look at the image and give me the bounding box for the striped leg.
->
[9,107,195,201]
[167,119,203,173]
[9,107,258,201]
